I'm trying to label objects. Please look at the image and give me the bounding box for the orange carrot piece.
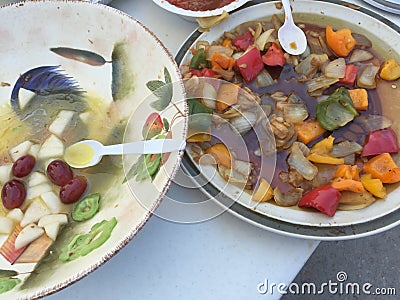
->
[348,89,368,110]
[331,179,365,193]
[295,119,326,144]
[364,152,400,183]
[334,165,360,180]
[205,143,232,168]
[211,52,235,70]
[326,25,356,57]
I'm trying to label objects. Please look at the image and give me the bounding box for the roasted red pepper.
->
[362,128,399,157]
[232,31,254,51]
[262,43,286,67]
[298,185,341,217]
[190,68,217,78]
[339,64,358,85]
[235,47,264,83]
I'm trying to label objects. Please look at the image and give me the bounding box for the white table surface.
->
[0,0,398,299]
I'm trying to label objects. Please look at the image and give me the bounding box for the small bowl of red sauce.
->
[152,0,250,20]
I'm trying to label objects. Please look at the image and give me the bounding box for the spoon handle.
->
[281,0,293,23]
[102,139,186,155]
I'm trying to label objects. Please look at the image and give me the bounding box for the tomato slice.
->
[362,128,399,157]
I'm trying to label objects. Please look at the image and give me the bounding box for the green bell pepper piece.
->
[72,193,101,222]
[59,218,117,262]
[316,87,359,131]
[189,48,207,70]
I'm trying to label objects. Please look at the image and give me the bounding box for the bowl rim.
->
[176,0,400,240]
[0,0,187,298]
[152,0,251,18]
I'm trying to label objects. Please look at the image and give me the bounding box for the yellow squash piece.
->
[348,88,368,111]
[360,174,386,198]
[252,178,274,202]
[380,59,400,81]
[310,135,334,154]
[307,153,344,165]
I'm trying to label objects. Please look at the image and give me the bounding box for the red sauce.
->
[166,0,235,11]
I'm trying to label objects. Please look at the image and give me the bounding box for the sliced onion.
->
[255,28,275,51]
[212,67,235,81]
[232,160,252,177]
[307,76,339,93]
[352,33,372,49]
[283,103,309,123]
[323,58,346,78]
[274,187,303,207]
[218,165,248,186]
[295,54,329,77]
[202,82,217,110]
[349,49,373,63]
[360,115,393,131]
[255,69,275,87]
[331,141,363,157]
[357,64,379,89]
[287,142,318,180]
[230,111,257,135]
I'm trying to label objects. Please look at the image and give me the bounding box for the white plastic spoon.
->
[277,0,307,55]
[64,139,186,168]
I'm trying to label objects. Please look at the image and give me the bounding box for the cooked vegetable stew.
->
[182,15,400,217]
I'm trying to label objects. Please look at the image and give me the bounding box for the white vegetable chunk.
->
[28,144,41,159]
[15,223,44,249]
[41,191,66,214]
[37,135,64,160]
[38,214,68,228]
[26,183,53,200]
[10,141,33,161]
[6,208,24,223]
[48,110,75,137]
[28,172,49,188]
[20,199,51,227]
[44,223,60,241]
[0,217,15,234]
[0,164,12,184]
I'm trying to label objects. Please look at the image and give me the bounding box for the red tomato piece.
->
[235,47,264,83]
[362,128,399,157]
[298,185,341,217]
[339,64,358,85]
[262,43,286,67]
[232,32,254,51]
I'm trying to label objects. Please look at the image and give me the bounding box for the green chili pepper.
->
[189,48,207,70]
[0,278,21,294]
[72,193,101,222]
[316,87,359,131]
[59,218,117,262]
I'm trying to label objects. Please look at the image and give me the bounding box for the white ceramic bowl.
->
[152,0,250,19]
[178,0,400,239]
[0,0,186,298]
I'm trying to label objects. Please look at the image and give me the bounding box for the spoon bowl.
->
[278,0,307,55]
[65,139,186,168]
